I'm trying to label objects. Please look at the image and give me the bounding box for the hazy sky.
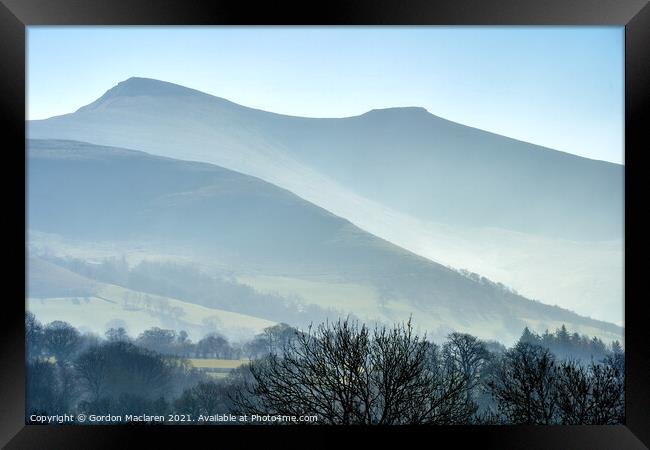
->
[28,26,624,163]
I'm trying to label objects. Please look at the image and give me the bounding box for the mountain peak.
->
[108,77,200,97]
[360,106,432,118]
[77,77,208,112]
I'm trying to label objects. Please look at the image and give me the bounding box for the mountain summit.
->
[95,76,204,99]
[361,106,431,116]
[83,78,436,119]
[77,77,242,113]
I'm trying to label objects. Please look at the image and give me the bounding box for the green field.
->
[236,274,513,341]
[27,279,276,340]
[237,274,382,315]
[188,358,249,379]
[188,358,250,370]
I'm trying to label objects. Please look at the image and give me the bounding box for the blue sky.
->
[27,26,624,163]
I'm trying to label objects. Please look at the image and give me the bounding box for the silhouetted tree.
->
[262,323,299,356]
[74,345,109,401]
[26,359,61,417]
[175,381,234,419]
[105,327,130,342]
[43,320,81,364]
[197,333,230,358]
[234,318,474,424]
[519,324,613,362]
[136,327,177,354]
[554,361,591,424]
[589,363,624,424]
[487,342,557,424]
[603,350,625,377]
[76,341,174,401]
[519,327,539,345]
[175,330,194,357]
[26,312,44,360]
[243,335,270,359]
[554,360,624,424]
[442,332,489,403]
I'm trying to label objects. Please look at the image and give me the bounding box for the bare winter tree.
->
[262,323,299,356]
[43,320,81,364]
[25,312,44,360]
[105,327,130,343]
[74,345,109,401]
[26,359,62,417]
[442,332,490,403]
[233,318,474,424]
[197,333,230,358]
[486,342,557,424]
[136,327,177,354]
[587,363,624,424]
[175,381,234,419]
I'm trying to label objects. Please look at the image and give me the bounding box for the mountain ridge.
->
[68,77,621,164]
[29,77,623,241]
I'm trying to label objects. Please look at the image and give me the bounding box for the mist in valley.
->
[26,132,622,348]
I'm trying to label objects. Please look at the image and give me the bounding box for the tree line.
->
[25,312,624,425]
[40,255,344,327]
[518,324,619,362]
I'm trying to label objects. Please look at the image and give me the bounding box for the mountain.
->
[27,77,624,324]
[29,77,623,241]
[27,139,622,344]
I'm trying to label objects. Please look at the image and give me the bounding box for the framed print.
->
[1,0,649,448]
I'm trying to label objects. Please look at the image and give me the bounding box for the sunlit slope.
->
[27,139,622,344]
[27,256,275,339]
[28,256,99,298]
[237,274,621,345]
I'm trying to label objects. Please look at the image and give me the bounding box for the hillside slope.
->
[27,139,622,344]
[27,255,275,339]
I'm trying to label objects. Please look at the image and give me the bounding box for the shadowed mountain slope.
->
[27,139,622,344]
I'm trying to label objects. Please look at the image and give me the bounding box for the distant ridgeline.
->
[29,77,623,241]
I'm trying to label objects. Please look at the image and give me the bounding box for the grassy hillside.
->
[27,256,98,298]
[26,139,622,344]
[236,274,621,345]
[27,257,275,340]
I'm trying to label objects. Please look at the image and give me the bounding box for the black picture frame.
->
[2,0,648,448]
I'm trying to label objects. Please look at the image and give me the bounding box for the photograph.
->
[23,25,627,427]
